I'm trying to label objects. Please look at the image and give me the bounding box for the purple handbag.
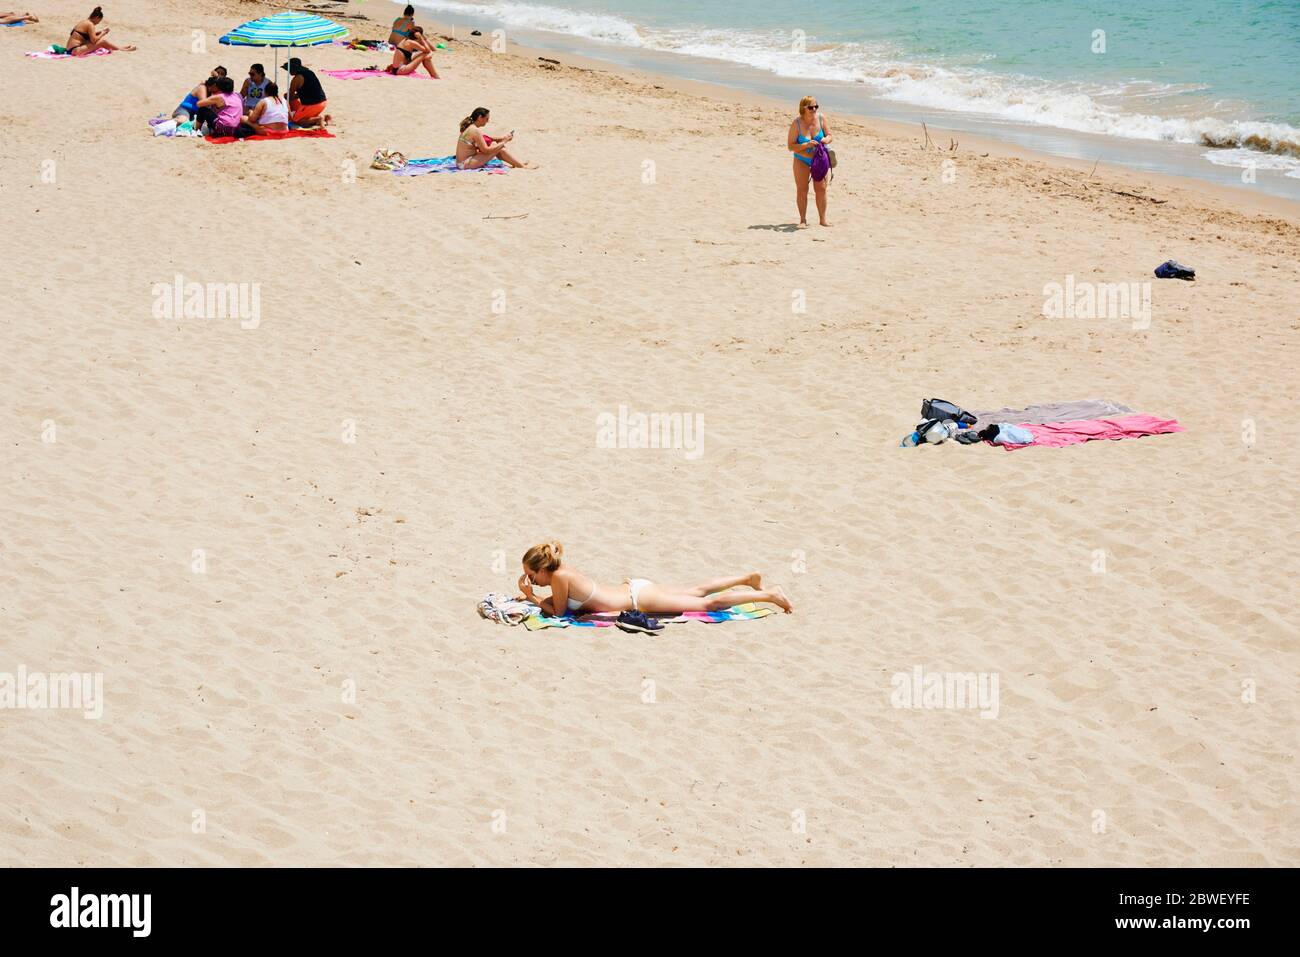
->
[810,141,831,181]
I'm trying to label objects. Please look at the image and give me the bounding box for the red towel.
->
[999,414,1184,450]
[205,129,336,144]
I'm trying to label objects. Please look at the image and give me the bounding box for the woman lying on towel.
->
[1,11,38,23]
[66,6,134,55]
[455,107,535,169]
[517,541,793,617]
[243,81,289,134]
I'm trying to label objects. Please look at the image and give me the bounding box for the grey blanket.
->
[968,399,1134,425]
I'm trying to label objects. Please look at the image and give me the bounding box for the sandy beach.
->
[1,0,1297,867]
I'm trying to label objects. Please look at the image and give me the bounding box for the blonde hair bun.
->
[522,541,564,573]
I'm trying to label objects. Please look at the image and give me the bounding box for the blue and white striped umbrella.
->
[219,11,348,48]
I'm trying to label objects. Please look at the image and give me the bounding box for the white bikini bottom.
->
[624,578,651,611]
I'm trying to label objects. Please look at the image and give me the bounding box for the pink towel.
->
[26,47,113,58]
[322,69,433,81]
[999,414,1184,450]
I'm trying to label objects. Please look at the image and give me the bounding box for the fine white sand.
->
[1,0,1297,866]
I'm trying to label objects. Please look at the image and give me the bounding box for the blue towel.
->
[4,20,27,27]
[392,155,507,176]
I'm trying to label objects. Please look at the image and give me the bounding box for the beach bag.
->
[920,398,977,426]
[828,148,837,169]
[914,418,958,444]
[370,149,407,171]
[810,141,831,182]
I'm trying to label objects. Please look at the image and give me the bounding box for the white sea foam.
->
[414,0,1300,167]
[1202,147,1300,178]
[414,0,645,45]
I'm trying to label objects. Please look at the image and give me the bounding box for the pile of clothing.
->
[336,39,394,51]
[900,398,1183,451]
[476,592,539,625]
[147,114,202,138]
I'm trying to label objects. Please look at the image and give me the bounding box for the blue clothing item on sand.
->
[1155,260,1195,280]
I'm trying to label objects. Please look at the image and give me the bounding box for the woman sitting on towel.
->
[387,37,438,78]
[195,76,253,138]
[65,6,134,55]
[517,541,793,617]
[172,78,206,122]
[389,5,435,53]
[455,107,534,169]
[241,63,270,111]
[1,11,38,23]
[390,27,439,78]
[243,81,288,135]
[283,58,330,128]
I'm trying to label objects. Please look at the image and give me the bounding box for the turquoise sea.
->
[412,0,1300,198]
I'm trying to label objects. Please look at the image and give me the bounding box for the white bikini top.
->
[566,577,596,611]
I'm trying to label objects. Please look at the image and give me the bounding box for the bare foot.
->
[819,220,832,227]
[123,45,137,52]
[322,114,332,126]
[797,221,809,229]
[769,585,793,614]
[747,571,763,590]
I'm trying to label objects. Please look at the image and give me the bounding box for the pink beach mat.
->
[998,414,1185,450]
[323,68,435,81]
[26,47,113,59]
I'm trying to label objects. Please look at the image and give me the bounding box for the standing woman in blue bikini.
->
[788,95,832,227]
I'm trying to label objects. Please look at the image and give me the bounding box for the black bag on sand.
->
[921,398,977,426]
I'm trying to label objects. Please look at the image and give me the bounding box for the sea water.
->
[412,0,1300,199]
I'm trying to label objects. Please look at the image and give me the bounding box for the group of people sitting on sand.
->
[170,61,329,138]
[70,1,536,168]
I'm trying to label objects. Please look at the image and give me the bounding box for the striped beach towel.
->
[521,602,774,632]
[393,155,507,176]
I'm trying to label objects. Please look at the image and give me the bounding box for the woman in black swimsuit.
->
[390,26,438,78]
[66,6,135,56]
